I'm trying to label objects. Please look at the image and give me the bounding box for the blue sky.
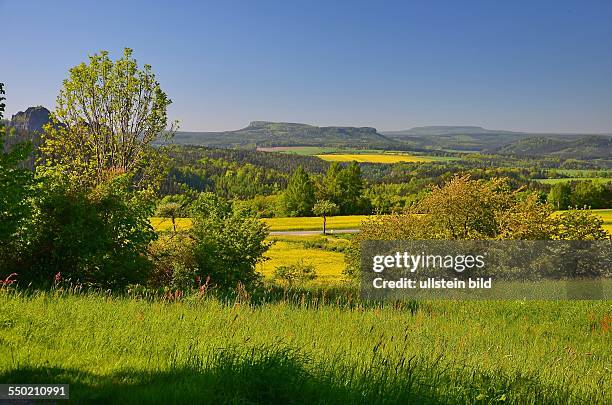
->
[2,0,611,132]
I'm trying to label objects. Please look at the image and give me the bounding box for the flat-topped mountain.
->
[171,121,398,148]
[383,125,520,136]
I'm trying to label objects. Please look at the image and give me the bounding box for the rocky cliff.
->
[10,106,51,133]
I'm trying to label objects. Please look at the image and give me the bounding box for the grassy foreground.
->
[0,292,610,403]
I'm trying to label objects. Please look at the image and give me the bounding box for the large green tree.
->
[547,182,572,210]
[0,83,34,272]
[318,161,369,215]
[41,48,175,188]
[281,166,315,216]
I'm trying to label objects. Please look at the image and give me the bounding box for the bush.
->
[273,261,317,286]
[148,234,197,287]
[15,173,156,289]
[345,175,609,278]
[190,193,270,291]
[171,263,198,291]
[233,194,280,218]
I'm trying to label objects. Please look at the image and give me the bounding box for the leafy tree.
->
[313,200,338,234]
[0,83,34,272]
[337,162,366,214]
[548,182,572,210]
[40,48,175,188]
[156,202,182,233]
[318,161,369,215]
[190,193,270,290]
[318,162,343,206]
[281,166,315,216]
[571,181,608,209]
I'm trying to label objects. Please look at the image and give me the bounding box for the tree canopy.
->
[41,48,175,187]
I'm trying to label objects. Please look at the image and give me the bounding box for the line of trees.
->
[280,162,371,217]
[548,181,611,210]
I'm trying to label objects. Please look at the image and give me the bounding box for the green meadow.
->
[1,291,610,403]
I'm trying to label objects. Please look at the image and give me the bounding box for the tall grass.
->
[1,290,610,403]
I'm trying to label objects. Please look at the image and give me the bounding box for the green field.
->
[256,146,348,155]
[1,292,609,403]
[535,177,612,185]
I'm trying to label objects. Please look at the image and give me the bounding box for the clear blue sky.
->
[2,0,611,133]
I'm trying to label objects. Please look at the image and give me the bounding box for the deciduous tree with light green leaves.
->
[41,48,176,188]
[313,199,338,234]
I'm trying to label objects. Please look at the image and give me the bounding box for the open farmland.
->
[151,210,611,234]
[263,215,366,231]
[151,215,367,233]
[259,235,350,283]
[316,153,435,163]
[593,209,612,234]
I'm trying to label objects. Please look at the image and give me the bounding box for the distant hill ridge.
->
[172,120,398,149]
[5,106,611,160]
[383,125,521,136]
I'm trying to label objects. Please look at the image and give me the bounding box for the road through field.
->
[270,229,360,236]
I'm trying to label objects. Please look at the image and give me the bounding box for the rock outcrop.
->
[10,106,51,133]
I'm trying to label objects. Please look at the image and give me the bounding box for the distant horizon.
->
[3,1,612,134]
[5,105,612,135]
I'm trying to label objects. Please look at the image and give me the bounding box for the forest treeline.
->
[159,145,611,217]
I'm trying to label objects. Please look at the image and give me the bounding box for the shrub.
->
[171,263,198,291]
[148,234,197,287]
[273,261,317,286]
[16,172,156,288]
[345,175,609,278]
[190,193,270,291]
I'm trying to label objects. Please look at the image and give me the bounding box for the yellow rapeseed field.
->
[257,237,348,284]
[316,153,432,163]
[152,210,611,234]
[151,215,367,232]
[263,215,367,231]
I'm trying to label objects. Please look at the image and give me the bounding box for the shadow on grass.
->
[0,346,587,404]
